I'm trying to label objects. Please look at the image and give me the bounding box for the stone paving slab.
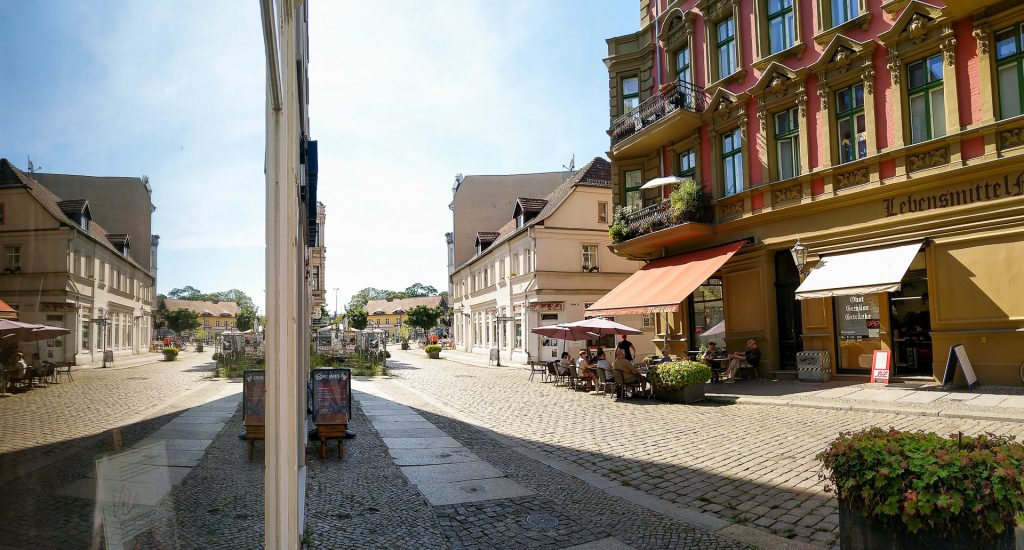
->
[367,414,432,424]
[940,392,978,401]
[896,391,946,403]
[562,537,636,550]
[400,460,505,485]
[364,408,420,417]
[381,436,463,449]
[388,447,483,466]
[967,394,1010,407]
[416,477,534,505]
[146,428,220,441]
[369,419,433,430]
[842,388,909,402]
[136,438,213,451]
[1000,395,1024,408]
[373,426,448,439]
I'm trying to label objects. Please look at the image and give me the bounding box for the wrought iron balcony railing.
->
[609,79,708,148]
[618,201,674,238]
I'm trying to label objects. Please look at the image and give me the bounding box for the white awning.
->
[795,243,922,300]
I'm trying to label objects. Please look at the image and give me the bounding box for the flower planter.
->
[839,497,1016,550]
[401,342,409,350]
[656,383,705,404]
[162,351,178,361]
[427,351,440,359]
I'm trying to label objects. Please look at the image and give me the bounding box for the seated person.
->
[612,349,645,386]
[574,350,596,384]
[557,352,572,376]
[701,342,722,382]
[594,350,614,382]
[724,339,761,383]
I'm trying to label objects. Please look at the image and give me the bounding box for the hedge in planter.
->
[424,344,441,359]
[818,427,1024,549]
[162,347,180,361]
[648,360,710,403]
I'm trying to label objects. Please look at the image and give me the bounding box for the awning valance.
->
[795,242,922,300]
[585,241,745,316]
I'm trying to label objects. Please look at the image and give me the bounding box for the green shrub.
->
[424,344,441,353]
[817,428,1024,538]
[384,351,391,359]
[162,347,179,361]
[669,177,711,223]
[648,360,710,391]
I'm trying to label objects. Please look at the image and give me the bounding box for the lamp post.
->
[790,239,809,281]
[332,288,339,319]
[494,315,515,366]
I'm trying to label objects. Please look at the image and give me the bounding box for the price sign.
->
[869,350,892,384]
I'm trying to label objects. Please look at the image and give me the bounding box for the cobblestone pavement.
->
[0,353,222,548]
[388,350,1024,548]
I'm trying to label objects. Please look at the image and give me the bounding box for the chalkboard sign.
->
[242,370,266,425]
[311,368,351,425]
[103,350,114,363]
[942,344,979,389]
[489,348,499,363]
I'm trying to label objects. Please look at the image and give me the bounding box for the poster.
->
[242,370,266,425]
[870,350,891,384]
[311,368,351,425]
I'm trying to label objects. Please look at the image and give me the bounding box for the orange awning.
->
[586,241,745,316]
[0,298,16,320]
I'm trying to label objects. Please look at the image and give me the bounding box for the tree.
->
[236,307,257,332]
[347,287,395,311]
[347,307,368,330]
[168,286,202,299]
[405,305,441,334]
[164,309,200,334]
[403,283,438,297]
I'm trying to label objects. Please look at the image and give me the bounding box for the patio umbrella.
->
[639,175,689,191]
[530,324,598,358]
[0,320,44,342]
[698,320,725,344]
[561,317,644,359]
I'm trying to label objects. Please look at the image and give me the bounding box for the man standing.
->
[616,334,636,362]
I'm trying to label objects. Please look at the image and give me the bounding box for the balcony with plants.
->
[608,78,708,158]
[608,178,716,255]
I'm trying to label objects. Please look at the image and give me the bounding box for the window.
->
[81,317,90,350]
[582,244,599,272]
[831,0,857,26]
[98,261,105,285]
[621,76,639,113]
[678,149,696,177]
[623,169,643,208]
[311,266,319,290]
[525,248,533,273]
[996,24,1024,119]
[717,18,737,78]
[775,107,800,180]
[72,251,80,276]
[907,54,945,143]
[4,245,21,271]
[676,47,692,83]
[597,201,608,224]
[86,255,94,278]
[721,128,744,196]
[689,277,724,345]
[836,83,866,164]
[641,314,654,329]
[768,0,795,54]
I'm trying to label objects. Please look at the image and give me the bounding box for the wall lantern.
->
[790,239,809,279]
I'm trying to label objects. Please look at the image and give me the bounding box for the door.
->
[774,251,802,369]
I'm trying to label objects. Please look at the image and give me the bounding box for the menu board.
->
[836,294,881,339]
[311,368,351,425]
[242,370,266,425]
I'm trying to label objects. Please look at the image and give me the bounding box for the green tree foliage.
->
[405,306,441,333]
[236,308,257,332]
[165,287,256,312]
[347,307,368,330]
[346,283,440,310]
[164,309,201,334]
[168,286,202,299]
[403,283,438,297]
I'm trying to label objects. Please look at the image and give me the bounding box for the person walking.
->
[616,334,636,362]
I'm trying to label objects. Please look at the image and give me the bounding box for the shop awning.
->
[795,242,922,300]
[585,241,745,316]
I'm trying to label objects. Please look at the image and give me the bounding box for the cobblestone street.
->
[386,350,1024,548]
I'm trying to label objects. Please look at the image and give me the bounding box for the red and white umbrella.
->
[560,317,643,336]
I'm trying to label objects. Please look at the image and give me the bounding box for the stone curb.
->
[704,394,1024,424]
[387,375,809,550]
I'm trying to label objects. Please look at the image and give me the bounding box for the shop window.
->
[836,83,866,164]
[623,169,642,208]
[514,321,522,349]
[721,128,744,196]
[908,54,945,143]
[621,76,639,114]
[689,278,724,345]
[81,318,90,350]
[775,107,800,180]
[768,0,795,54]
[996,23,1024,119]
[834,294,882,373]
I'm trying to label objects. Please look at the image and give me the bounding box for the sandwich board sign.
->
[869,349,892,384]
[941,344,978,390]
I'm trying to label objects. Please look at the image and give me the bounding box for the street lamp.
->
[332,288,339,318]
[790,239,809,280]
[494,315,515,366]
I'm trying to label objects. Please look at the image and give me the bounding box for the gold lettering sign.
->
[883,172,1024,217]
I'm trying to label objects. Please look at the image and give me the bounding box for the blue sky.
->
[0,0,636,312]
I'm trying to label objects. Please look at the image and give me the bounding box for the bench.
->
[316,416,349,459]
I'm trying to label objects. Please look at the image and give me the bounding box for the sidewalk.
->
[705,380,1024,424]
[422,348,1024,424]
[404,346,530,369]
[75,350,204,371]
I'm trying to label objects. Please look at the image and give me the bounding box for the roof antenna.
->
[27,156,40,173]
[562,154,575,173]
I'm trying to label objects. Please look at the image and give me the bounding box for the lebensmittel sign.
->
[311,368,351,425]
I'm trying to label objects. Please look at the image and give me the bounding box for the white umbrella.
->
[698,320,725,344]
[639,175,691,191]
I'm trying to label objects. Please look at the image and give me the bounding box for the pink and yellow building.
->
[596,0,1024,384]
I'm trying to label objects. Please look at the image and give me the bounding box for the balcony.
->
[609,79,707,159]
[609,200,716,260]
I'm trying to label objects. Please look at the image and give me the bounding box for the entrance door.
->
[890,269,932,376]
[774,251,802,369]
[538,313,562,360]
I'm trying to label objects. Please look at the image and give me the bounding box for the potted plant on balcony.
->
[648,360,710,403]
[817,428,1023,550]
[424,344,442,359]
[669,177,712,223]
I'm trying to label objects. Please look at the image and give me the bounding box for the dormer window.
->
[512,197,547,228]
